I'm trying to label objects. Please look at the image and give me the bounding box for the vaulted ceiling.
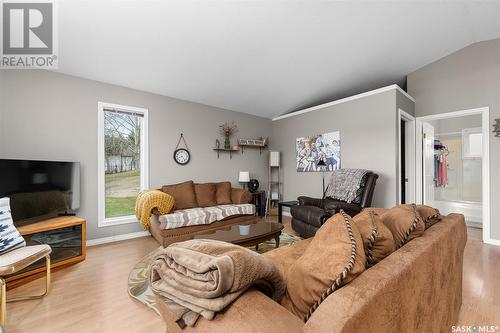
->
[55,1,500,118]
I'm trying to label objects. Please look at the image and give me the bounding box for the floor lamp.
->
[317,159,327,197]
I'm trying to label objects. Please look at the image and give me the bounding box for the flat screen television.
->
[0,159,80,226]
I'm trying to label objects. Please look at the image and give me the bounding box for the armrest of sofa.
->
[231,188,252,204]
[290,205,331,228]
[323,199,362,217]
[303,214,467,333]
[156,289,303,333]
[297,196,323,208]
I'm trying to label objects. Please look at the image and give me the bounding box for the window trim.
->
[97,102,149,227]
[462,127,483,160]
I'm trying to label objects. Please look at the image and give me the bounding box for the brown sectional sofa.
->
[156,213,467,333]
[150,181,256,247]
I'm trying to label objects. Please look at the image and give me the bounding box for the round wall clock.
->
[174,148,190,165]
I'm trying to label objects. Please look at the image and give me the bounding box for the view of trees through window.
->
[104,110,143,218]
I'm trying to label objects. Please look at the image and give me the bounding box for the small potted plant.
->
[219,121,238,149]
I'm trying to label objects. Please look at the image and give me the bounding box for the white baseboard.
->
[484,237,500,246]
[87,230,150,247]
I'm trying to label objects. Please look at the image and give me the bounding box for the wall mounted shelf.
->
[213,147,240,159]
[238,144,267,155]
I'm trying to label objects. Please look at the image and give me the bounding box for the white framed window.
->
[462,127,483,160]
[98,102,149,227]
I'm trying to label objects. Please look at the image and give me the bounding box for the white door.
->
[422,122,435,205]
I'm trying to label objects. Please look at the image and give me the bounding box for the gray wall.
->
[0,70,271,240]
[430,114,482,135]
[407,38,500,241]
[271,89,402,209]
[396,90,415,117]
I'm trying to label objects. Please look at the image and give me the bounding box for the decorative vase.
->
[224,135,231,149]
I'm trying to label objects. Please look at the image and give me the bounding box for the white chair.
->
[0,244,51,332]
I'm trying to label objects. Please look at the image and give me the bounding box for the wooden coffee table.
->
[194,221,284,250]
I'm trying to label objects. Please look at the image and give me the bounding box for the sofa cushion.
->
[381,204,425,248]
[417,204,442,229]
[281,210,366,321]
[264,238,312,285]
[158,204,255,230]
[231,188,252,204]
[352,210,395,267]
[194,183,217,207]
[161,181,198,210]
[215,182,232,205]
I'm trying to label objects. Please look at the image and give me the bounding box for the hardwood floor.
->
[6,236,163,333]
[5,218,500,332]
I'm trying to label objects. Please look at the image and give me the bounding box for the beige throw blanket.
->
[149,239,285,328]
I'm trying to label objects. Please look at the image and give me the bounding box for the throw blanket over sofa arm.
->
[231,188,252,204]
[156,289,303,333]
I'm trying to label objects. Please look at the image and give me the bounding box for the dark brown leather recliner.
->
[290,171,379,238]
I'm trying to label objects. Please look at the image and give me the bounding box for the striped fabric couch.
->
[149,181,257,247]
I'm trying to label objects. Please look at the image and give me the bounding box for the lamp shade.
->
[238,171,250,182]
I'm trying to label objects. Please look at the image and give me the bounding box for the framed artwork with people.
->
[296,131,340,172]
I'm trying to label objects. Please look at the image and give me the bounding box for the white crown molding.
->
[87,230,150,247]
[272,84,415,121]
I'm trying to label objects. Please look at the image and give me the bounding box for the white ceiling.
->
[56,1,500,118]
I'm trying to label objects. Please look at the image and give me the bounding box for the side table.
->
[277,201,299,224]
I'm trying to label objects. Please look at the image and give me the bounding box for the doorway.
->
[416,107,490,242]
[398,109,416,204]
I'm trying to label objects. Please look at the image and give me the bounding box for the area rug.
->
[127,232,302,315]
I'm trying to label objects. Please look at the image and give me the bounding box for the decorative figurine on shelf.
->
[219,121,238,149]
[248,179,259,193]
[215,139,220,149]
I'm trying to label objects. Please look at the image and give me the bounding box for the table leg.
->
[278,203,283,224]
[255,244,259,251]
[274,233,280,248]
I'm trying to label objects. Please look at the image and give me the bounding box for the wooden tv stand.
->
[5,216,86,290]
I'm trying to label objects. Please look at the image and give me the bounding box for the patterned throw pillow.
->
[381,204,425,249]
[416,205,442,229]
[281,210,366,321]
[0,197,26,254]
[353,210,395,267]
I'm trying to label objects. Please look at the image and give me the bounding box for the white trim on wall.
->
[415,107,493,245]
[87,230,150,247]
[272,84,415,121]
[97,102,149,227]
